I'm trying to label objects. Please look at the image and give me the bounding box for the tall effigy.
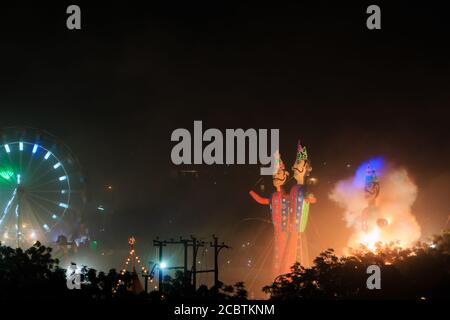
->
[289,142,316,268]
[362,165,389,232]
[250,143,317,277]
[249,152,290,276]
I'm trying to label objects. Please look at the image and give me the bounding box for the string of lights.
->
[113,236,148,294]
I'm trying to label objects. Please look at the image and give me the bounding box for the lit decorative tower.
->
[115,236,147,294]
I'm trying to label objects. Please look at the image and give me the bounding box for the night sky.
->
[1,1,449,295]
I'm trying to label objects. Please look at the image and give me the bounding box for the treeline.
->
[1,230,449,300]
[264,230,450,300]
[0,241,247,301]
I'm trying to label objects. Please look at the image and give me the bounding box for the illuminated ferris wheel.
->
[0,127,86,247]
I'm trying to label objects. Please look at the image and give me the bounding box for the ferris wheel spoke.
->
[28,178,67,192]
[0,208,12,228]
[27,191,68,210]
[27,166,58,188]
[21,198,51,240]
[27,157,46,183]
[0,188,17,225]
[26,151,54,187]
[25,197,53,222]
[19,149,23,177]
[0,185,18,191]
[24,149,37,182]
[29,189,66,194]
[25,196,57,228]
[3,148,14,167]
[28,196,71,238]
[0,213,15,230]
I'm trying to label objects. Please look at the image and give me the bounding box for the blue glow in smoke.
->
[352,156,385,188]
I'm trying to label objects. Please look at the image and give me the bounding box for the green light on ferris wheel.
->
[0,169,14,181]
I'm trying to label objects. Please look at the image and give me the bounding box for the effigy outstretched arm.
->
[249,190,270,205]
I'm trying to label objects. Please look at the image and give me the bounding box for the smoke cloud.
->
[329,158,421,250]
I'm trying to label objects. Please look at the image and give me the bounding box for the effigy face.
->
[364,181,380,204]
[292,159,311,185]
[272,167,288,189]
[364,166,380,203]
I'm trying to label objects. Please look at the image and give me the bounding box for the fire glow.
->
[330,157,421,252]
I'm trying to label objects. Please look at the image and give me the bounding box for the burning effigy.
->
[330,157,421,251]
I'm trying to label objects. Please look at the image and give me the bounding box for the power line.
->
[151,235,230,293]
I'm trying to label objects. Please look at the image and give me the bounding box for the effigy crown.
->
[295,141,308,163]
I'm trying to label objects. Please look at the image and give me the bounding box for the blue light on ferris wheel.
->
[4,144,10,153]
[32,144,38,154]
[44,151,51,160]
[59,203,69,209]
[53,162,61,169]
[19,142,23,151]
[59,176,67,181]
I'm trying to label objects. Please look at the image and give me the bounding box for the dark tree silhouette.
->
[2,231,449,301]
[263,230,450,300]
[0,241,67,300]
[148,270,248,301]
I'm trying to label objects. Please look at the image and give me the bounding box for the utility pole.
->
[142,263,158,294]
[166,238,190,278]
[152,235,229,292]
[211,235,230,288]
[153,238,166,291]
[189,236,207,291]
[181,238,190,285]
[153,237,192,290]
[143,273,148,294]
[191,236,198,290]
